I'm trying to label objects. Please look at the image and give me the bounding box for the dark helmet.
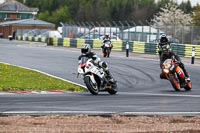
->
[160,34,168,43]
[81,43,91,54]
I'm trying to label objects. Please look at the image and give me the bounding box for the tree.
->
[38,6,72,26]
[131,0,155,24]
[179,0,193,14]
[152,2,192,26]
[192,5,200,26]
[37,11,51,22]
[15,0,195,26]
[51,6,72,26]
[152,2,193,42]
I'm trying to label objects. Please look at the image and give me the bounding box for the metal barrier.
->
[16,23,200,45]
[16,36,200,59]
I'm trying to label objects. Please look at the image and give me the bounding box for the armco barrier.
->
[16,36,22,41]
[63,38,70,47]
[16,36,200,58]
[77,39,86,48]
[145,43,158,54]
[17,36,48,43]
[132,41,145,53]
[185,44,200,58]
[112,40,123,51]
[33,37,39,42]
[171,43,185,57]
[93,40,102,49]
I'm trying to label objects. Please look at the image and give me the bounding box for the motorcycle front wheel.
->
[84,76,99,95]
[169,74,181,91]
[106,48,111,57]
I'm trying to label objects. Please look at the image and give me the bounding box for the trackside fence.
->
[16,36,200,58]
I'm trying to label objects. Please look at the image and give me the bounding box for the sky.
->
[0,0,199,7]
[176,0,199,6]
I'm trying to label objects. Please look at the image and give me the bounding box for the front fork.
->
[175,66,185,79]
[175,66,186,85]
[85,74,96,85]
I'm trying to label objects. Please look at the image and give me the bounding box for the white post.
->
[191,47,195,64]
[126,42,129,57]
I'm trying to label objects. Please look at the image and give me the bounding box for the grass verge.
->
[0,63,85,92]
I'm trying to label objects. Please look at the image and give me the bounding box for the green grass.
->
[0,63,86,92]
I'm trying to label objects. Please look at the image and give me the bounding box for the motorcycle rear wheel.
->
[84,76,99,95]
[103,52,107,57]
[184,81,192,91]
[107,83,118,95]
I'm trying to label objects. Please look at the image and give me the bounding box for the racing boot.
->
[180,63,190,81]
[98,61,115,83]
[184,72,190,82]
[105,70,115,84]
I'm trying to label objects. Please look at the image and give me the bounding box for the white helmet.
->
[105,33,109,37]
[81,43,91,54]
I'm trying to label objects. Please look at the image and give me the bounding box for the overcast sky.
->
[0,0,199,7]
[176,0,199,6]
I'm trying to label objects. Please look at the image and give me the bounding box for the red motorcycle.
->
[161,58,192,91]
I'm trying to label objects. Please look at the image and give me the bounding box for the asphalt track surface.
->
[0,39,200,116]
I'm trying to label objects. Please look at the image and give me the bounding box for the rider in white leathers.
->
[78,43,114,83]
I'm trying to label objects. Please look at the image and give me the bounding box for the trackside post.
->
[191,47,195,64]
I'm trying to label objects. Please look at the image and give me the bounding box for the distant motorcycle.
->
[102,40,112,57]
[77,57,118,95]
[161,58,192,91]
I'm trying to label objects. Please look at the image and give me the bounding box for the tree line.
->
[16,0,199,26]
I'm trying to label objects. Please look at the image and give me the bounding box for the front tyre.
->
[84,76,99,95]
[106,48,111,57]
[169,75,181,91]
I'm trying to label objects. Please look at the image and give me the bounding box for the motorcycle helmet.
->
[105,33,109,38]
[81,43,91,54]
[160,34,168,43]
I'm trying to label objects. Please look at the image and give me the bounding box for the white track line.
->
[1,111,115,115]
[119,92,200,98]
[123,112,200,116]
[0,62,86,89]
[1,111,200,116]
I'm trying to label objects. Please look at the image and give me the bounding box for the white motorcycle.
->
[102,40,112,57]
[77,57,118,95]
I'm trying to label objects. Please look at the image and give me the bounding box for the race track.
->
[0,39,200,116]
